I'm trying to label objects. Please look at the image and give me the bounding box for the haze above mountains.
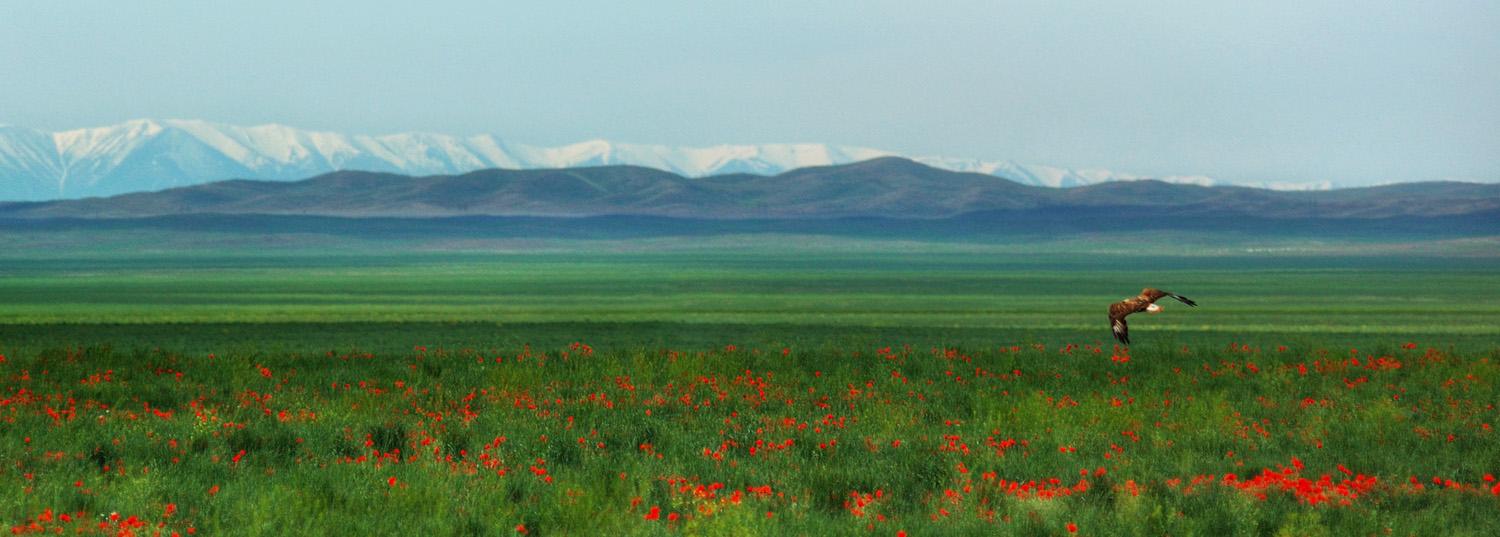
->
[4,119,1315,202]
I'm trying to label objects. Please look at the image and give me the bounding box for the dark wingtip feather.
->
[1170,294,1197,307]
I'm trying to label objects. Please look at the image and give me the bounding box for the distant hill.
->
[2,157,1497,221]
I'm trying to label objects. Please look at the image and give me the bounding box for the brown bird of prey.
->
[1108,288,1197,344]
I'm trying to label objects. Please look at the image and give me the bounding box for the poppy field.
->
[1,251,1498,536]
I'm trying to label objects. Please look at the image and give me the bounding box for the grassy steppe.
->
[1,248,1497,535]
[2,251,1497,336]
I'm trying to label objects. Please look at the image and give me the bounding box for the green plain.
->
[1,231,1498,536]
[1,250,1496,350]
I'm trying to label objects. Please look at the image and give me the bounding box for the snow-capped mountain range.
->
[0,119,1325,201]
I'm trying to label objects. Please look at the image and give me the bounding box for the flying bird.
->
[1108,288,1197,344]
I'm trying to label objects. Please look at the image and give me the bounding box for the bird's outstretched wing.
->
[1167,293,1197,307]
[1140,288,1170,302]
[1111,315,1129,344]
[1107,300,1136,344]
[1142,288,1197,307]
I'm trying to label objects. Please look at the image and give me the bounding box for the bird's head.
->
[1146,304,1162,314]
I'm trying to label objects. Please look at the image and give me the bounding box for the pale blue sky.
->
[2,1,1496,185]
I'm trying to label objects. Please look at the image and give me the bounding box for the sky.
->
[1,1,1496,186]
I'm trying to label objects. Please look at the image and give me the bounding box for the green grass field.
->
[2,251,1497,333]
[2,246,1498,536]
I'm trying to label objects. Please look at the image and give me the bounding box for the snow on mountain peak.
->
[0,119,1313,201]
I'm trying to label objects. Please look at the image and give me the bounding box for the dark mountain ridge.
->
[2,157,1496,220]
